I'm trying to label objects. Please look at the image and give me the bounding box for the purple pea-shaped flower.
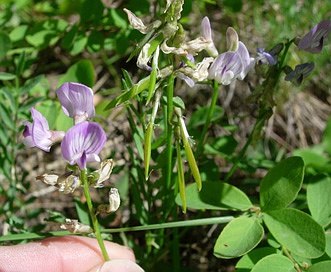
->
[56,82,95,124]
[298,20,331,53]
[201,16,218,57]
[208,41,254,85]
[61,121,106,170]
[23,108,65,152]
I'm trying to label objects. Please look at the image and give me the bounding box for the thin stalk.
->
[225,41,294,182]
[224,106,273,182]
[102,216,234,233]
[197,80,219,155]
[283,247,302,272]
[165,73,175,189]
[273,39,295,89]
[81,169,109,261]
[0,216,235,242]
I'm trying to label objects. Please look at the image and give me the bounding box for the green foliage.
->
[214,217,264,259]
[235,247,279,271]
[307,261,331,272]
[58,60,95,87]
[263,208,325,258]
[0,0,331,271]
[175,182,252,211]
[251,254,296,272]
[260,156,304,212]
[307,175,331,227]
[26,19,69,49]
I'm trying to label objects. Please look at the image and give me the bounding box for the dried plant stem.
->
[81,169,110,261]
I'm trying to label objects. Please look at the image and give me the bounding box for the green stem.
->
[283,247,302,272]
[165,73,175,189]
[197,80,219,155]
[225,41,294,182]
[0,216,235,242]
[273,39,295,89]
[102,216,234,233]
[81,169,109,261]
[224,106,273,182]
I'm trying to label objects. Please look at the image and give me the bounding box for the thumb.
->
[90,259,145,272]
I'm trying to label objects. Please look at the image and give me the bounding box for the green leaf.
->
[109,8,128,29]
[20,75,45,95]
[292,147,329,174]
[58,60,95,87]
[26,19,68,49]
[0,31,11,59]
[74,197,91,226]
[251,254,295,272]
[325,232,331,258]
[188,105,224,128]
[260,156,304,212]
[87,30,104,53]
[55,106,73,131]
[214,217,264,259]
[104,76,150,110]
[0,103,14,130]
[80,0,104,23]
[263,208,325,258]
[307,261,331,272]
[0,72,16,81]
[307,175,331,227]
[175,182,253,211]
[236,247,279,271]
[62,25,88,55]
[9,25,28,44]
[223,0,243,12]
[204,135,238,157]
[36,100,59,129]
[19,96,44,113]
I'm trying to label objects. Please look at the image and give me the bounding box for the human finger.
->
[0,236,136,272]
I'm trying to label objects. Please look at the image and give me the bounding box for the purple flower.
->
[61,121,106,170]
[208,51,242,85]
[208,42,254,85]
[256,48,277,66]
[237,42,255,80]
[298,20,331,53]
[56,82,95,124]
[201,17,218,57]
[284,62,315,85]
[23,108,65,152]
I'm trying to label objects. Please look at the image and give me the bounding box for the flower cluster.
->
[23,82,118,205]
[124,3,255,87]
[23,82,105,170]
[125,1,331,89]
[284,19,331,85]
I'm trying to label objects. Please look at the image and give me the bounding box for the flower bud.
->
[36,173,59,186]
[88,159,114,188]
[226,27,239,51]
[60,219,93,234]
[57,172,81,194]
[97,188,120,214]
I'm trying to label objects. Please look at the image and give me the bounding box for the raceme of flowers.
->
[23,82,104,170]
[125,3,331,87]
[23,82,118,204]
[124,8,255,86]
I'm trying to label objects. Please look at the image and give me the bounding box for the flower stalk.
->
[81,169,110,261]
[197,80,219,156]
